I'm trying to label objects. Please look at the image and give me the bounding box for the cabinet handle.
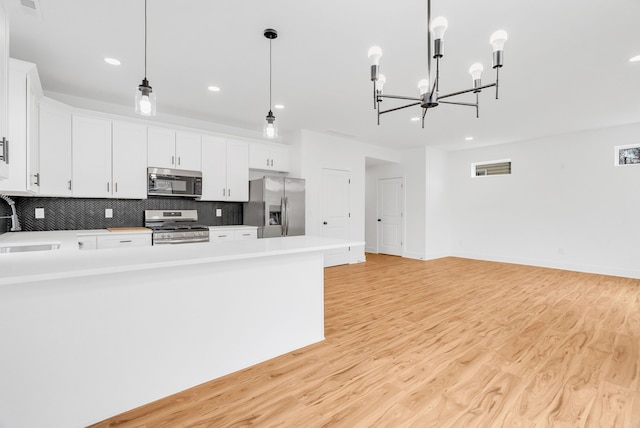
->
[228,188,231,197]
[171,155,175,166]
[266,158,269,166]
[242,233,250,236]
[0,137,8,163]
[115,182,118,193]
[223,188,226,196]
[33,173,40,186]
[270,159,273,167]
[120,240,132,243]
[218,234,227,238]
[107,182,110,192]
[68,180,72,191]
[178,156,181,166]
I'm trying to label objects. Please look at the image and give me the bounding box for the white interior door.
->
[377,177,404,256]
[321,168,350,267]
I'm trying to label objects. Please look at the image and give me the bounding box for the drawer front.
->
[97,234,152,249]
[210,232,234,242]
[234,229,257,240]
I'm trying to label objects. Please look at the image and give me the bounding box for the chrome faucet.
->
[0,194,22,232]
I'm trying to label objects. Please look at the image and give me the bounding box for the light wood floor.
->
[92,255,640,427]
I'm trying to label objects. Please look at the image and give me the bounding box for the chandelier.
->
[368,0,508,127]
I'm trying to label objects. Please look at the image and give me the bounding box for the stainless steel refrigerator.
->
[243,177,305,238]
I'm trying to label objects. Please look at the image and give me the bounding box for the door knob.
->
[377,219,381,222]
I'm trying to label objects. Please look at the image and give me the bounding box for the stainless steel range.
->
[144,210,209,245]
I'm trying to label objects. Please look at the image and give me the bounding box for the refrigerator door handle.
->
[284,197,290,236]
[281,197,286,236]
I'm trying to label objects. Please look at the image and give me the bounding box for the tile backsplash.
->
[1,197,243,232]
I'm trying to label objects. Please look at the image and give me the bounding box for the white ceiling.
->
[4,0,640,150]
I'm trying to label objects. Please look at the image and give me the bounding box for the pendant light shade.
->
[263,28,278,139]
[135,0,156,116]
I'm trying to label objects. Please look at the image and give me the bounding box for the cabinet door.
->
[226,139,249,202]
[39,102,72,196]
[200,135,227,201]
[249,143,270,170]
[270,145,290,172]
[112,121,147,199]
[72,115,112,198]
[147,126,175,168]
[0,5,8,179]
[175,131,201,171]
[28,79,39,193]
[1,64,27,192]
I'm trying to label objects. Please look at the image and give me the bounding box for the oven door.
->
[148,168,202,197]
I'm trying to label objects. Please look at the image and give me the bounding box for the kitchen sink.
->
[0,243,61,253]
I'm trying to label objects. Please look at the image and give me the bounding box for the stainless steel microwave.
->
[147,167,202,198]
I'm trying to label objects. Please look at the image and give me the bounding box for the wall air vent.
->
[471,159,512,177]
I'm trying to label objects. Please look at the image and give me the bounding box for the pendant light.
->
[263,28,278,139]
[135,0,156,116]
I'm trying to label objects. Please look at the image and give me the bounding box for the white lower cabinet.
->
[96,233,152,249]
[209,226,257,243]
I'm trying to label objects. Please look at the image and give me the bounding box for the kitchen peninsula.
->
[0,233,360,428]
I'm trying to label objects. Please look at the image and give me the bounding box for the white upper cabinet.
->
[72,115,112,198]
[147,127,201,171]
[72,116,147,199]
[248,141,290,172]
[0,59,41,195]
[175,131,201,171]
[38,100,72,196]
[112,121,147,199]
[200,136,248,202]
[0,5,9,179]
[147,126,175,169]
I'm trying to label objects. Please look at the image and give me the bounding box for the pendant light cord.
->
[144,0,148,80]
[269,38,272,111]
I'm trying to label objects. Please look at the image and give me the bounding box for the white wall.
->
[364,146,449,261]
[293,130,402,264]
[447,123,640,278]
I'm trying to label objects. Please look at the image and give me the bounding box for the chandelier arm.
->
[495,67,500,100]
[421,107,428,129]
[476,92,479,118]
[437,82,496,100]
[379,102,422,115]
[377,94,422,102]
[438,100,477,107]
[373,82,377,109]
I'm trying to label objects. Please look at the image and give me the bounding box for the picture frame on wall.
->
[615,143,640,166]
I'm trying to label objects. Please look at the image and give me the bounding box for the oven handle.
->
[154,238,209,245]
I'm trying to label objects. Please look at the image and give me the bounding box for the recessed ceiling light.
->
[465,136,474,141]
[274,104,284,109]
[630,55,640,62]
[410,117,420,122]
[104,57,121,66]
[207,86,221,92]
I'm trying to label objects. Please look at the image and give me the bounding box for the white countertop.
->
[0,231,362,286]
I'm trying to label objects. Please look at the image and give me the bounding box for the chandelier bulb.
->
[368,46,383,66]
[377,74,386,93]
[469,63,484,80]
[490,30,508,52]
[418,78,430,95]
[430,16,448,40]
